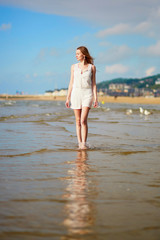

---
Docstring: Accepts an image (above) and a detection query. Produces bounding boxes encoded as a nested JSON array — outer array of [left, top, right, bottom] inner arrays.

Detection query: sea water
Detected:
[[0, 100, 160, 240]]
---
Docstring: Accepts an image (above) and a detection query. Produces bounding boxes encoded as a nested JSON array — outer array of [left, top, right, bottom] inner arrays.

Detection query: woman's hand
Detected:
[[65, 99, 70, 108], [93, 100, 98, 108]]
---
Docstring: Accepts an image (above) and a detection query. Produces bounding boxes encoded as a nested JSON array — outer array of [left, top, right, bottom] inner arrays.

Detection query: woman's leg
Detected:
[[81, 107, 90, 147], [74, 109, 82, 145]]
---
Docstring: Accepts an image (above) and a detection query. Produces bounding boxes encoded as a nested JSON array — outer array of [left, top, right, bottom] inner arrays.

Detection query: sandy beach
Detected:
[[0, 94, 160, 105]]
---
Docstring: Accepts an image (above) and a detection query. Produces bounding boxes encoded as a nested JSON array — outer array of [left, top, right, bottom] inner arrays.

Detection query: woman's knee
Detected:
[[81, 118, 87, 126], [76, 118, 81, 127]]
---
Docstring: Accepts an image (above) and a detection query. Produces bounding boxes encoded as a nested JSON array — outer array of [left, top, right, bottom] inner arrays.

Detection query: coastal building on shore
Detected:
[[97, 90, 104, 96], [99, 83, 159, 97], [109, 83, 131, 93], [107, 83, 133, 96], [45, 89, 68, 96], [155, 78, 160, 85]]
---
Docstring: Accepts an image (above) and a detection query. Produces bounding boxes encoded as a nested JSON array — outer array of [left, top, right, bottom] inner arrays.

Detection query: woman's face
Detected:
[[76, 49, 85, 61]]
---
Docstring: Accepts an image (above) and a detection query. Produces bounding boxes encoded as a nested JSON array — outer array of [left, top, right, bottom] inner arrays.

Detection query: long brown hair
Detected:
[[77, 46, 94, 64]]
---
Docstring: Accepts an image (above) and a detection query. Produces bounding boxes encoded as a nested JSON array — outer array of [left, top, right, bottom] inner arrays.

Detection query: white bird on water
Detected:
[[139, 107, 144, 114], [144, 109, 151, 115], [139, 107, 151, 115], [126, 109, 133, 115]]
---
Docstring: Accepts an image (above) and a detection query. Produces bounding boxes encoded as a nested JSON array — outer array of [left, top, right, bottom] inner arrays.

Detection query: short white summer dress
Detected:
[[70, 63, 93, 109]]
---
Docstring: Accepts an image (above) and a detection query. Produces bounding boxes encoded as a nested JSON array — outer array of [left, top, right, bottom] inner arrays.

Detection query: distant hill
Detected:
[[97, 74, 160, 90]]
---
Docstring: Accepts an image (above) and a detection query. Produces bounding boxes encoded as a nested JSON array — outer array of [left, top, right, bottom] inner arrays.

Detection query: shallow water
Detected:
[[0, 100, 160, 240]]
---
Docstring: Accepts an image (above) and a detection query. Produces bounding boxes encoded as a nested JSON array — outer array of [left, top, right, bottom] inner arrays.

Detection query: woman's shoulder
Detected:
[[91, 64, 96, 72], [71, 63, 78, 69], [71, 63, 77, 71]]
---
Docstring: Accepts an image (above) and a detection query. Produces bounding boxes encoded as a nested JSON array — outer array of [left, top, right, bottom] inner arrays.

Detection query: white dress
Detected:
[[70, 63, 93, 109]]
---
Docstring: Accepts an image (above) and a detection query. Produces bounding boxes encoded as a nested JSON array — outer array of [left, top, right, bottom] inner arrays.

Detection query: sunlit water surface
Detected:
[[0, 100, 160, 240]]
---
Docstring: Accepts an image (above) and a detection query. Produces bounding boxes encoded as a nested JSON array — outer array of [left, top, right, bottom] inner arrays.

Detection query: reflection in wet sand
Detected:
[[62, 150, 94, 236]]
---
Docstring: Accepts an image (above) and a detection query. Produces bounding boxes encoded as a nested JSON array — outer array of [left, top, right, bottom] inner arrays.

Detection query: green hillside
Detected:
[[97, 74, 160, 90]]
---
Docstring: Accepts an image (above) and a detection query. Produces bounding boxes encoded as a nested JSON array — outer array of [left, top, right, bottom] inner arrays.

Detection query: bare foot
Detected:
[[81, 142, 88, 150], [78, 142, 82, 150]]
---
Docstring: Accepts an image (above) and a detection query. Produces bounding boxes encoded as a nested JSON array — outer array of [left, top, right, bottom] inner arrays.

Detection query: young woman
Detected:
[[65, 46, 98, 149]]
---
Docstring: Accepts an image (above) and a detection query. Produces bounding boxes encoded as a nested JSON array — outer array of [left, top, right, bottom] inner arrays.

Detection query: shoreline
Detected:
[[0, 94, 160, 105]]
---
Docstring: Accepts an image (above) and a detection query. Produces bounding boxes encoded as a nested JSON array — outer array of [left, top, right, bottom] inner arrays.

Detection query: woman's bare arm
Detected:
[[65, 64, 74, 108], [92, 65, 98, 107]]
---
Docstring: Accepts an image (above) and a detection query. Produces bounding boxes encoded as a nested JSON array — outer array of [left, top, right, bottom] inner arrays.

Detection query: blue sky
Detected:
[[0, 0, 160, 94]]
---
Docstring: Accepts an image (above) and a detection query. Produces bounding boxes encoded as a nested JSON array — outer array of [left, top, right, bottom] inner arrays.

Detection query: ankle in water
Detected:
[[78, 142, 82, 148], [81, 142, 88, 149]]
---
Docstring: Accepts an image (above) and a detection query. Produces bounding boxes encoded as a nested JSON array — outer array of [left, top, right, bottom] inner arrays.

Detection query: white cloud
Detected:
[[1, 0, 160, 41], [97, 45, 133, 64], [156, 7, 160, 17], [0, 0, 160, 25], [147, 41, 160, 56], [105, 64, 128, 74], [145, 67, 156, 76], [97, 23, 130, 37], [33, 73, 38, 77], [0, 23, 11, 31], [134, 21, 151, 33], [140, 41, 160, 56], [96, 21, 155, 38]]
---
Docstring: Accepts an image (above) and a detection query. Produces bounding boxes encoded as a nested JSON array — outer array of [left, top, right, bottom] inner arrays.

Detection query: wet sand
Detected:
[[0, 94, 160, 105], [0, 100, 160, 239]]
